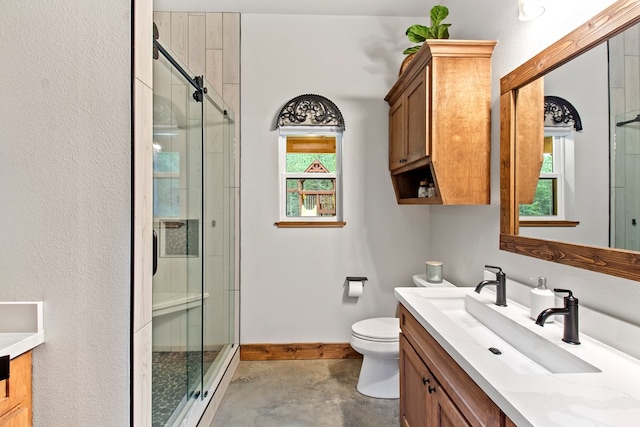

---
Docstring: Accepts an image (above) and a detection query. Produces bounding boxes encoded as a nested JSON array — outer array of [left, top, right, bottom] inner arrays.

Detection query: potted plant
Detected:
[[399, 5, 451, 74]]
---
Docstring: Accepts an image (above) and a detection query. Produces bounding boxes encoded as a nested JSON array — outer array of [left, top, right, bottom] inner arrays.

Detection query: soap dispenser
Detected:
[[530, 277, 555, 322]]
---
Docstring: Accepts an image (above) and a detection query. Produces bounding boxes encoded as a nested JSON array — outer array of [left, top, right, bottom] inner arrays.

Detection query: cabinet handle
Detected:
[[422, 377, 430, 385], [428, 385, 436, 394], [152, 230, 158, 276]]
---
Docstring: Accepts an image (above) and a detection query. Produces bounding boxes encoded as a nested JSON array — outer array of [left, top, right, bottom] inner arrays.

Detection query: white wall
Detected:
[[240, 1, 640, 344], [240, 14, 430, 343], [0, 1, 131, 425], [431, 0, 640, 327]]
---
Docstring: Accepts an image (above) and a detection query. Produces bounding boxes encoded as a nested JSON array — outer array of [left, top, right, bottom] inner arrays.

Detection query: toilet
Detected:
[[349, 275, 454, 399]]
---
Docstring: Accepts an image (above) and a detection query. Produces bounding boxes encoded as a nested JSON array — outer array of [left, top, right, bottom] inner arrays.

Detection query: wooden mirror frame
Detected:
[[500, 0, 640, 282]]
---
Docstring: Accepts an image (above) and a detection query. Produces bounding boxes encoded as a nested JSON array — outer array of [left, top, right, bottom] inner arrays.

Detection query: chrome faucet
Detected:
[[535, 288, 580, 345], [474, 265, 507, 307]]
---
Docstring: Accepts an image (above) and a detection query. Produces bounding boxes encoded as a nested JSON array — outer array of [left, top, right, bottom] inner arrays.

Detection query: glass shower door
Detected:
[[152, 46, 204, 427], [202, 83, 236, 392]]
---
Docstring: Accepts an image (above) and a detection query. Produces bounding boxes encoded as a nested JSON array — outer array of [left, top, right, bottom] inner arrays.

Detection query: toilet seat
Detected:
[[351, 317, 399, 342]]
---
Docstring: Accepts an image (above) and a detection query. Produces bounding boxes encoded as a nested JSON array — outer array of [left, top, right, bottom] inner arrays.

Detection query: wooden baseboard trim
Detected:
[[240, 343, 362, 361]]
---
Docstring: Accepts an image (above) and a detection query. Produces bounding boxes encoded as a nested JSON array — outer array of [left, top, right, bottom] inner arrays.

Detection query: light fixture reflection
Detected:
[[518, 0, 545, 21]]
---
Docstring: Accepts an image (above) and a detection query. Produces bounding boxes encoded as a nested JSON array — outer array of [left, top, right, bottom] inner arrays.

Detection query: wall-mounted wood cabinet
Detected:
[[385, 40, 496, 205]]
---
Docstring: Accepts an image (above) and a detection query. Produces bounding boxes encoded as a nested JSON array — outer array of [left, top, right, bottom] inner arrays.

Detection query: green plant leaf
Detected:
[[406, 25, 429, 43], [434, 23, 451, 39], [430, 5, 449, 27], [403, 46, 422, 55]]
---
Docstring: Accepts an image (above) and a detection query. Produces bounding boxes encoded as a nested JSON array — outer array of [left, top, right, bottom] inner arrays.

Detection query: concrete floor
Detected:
[[211, 359, 399, 426]]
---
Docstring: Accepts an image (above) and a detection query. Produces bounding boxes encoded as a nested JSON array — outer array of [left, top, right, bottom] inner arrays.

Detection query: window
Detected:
[[519, 127, 575, 222], [278, 127, 343, 223], [274, 94, 346, 228]]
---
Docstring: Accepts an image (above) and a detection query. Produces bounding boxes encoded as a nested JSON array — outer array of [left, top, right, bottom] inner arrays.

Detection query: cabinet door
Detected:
[[389, 96, 406, 170], [400, 335, 429, 427], [405, 68, 429, 165], [430, 383, 472, 427], [0, 406, 30, 427]]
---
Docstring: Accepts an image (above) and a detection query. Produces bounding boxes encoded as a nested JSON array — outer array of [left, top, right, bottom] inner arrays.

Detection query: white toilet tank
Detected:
[[412, 274, 456, 288]]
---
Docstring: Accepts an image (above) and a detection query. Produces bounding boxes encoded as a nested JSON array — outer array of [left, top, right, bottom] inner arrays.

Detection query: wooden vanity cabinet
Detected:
[[385, 40, 496, 205], [399, 304, 510, 427], [401, 335, 472, 426], [0, 351, 32, 427]]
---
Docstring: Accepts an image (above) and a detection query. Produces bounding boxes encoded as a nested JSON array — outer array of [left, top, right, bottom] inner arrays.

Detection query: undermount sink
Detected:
[[416, 289, 601, 374]]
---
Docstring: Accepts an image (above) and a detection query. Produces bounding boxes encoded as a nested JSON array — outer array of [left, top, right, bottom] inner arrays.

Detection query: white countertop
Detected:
[[0, 301, 45, 359], [395, 287, 640, 427]]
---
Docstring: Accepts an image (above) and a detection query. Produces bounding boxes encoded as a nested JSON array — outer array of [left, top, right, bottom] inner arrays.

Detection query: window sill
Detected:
[[274, 221, 347, 228], [519, 220, 580, 227]]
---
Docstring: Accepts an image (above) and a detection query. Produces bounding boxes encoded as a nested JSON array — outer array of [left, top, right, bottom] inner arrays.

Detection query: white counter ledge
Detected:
[[395, 287, 640, 427], [0, 301, 45, 359]]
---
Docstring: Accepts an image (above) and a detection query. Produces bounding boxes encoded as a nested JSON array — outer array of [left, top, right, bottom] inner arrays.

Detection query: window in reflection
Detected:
[[520, 129, 575, 221]]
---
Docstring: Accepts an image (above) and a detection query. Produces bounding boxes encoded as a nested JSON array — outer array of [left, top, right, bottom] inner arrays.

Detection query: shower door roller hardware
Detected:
[[193, 76, 208, 102], [193, 390, 201, 399], [211, 220, 216, 228], [203, 390, 208, 398], [633, 219, 637, 227]]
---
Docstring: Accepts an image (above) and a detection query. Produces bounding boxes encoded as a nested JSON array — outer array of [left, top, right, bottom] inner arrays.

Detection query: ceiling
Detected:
[[153, 0, 435, 17]]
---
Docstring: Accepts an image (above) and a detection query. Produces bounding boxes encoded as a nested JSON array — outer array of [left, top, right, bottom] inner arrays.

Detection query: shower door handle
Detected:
[[152, 230, 158, 276]]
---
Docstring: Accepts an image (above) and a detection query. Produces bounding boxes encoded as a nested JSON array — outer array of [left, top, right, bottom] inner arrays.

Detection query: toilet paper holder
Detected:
[[346, 276, 368, 285]]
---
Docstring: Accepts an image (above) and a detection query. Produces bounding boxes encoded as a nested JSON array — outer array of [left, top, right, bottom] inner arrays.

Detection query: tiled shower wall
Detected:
[[133, 0, 154, 425], [152, 12, 240, 150], [609, 23, 640, 250]]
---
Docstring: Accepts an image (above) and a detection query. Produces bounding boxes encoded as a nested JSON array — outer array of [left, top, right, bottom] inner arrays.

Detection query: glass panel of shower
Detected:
[[152, 41, 236, 427]]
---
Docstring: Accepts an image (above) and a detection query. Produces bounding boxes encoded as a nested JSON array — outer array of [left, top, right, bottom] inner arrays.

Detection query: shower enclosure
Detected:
[[152, 40, 237, 426]]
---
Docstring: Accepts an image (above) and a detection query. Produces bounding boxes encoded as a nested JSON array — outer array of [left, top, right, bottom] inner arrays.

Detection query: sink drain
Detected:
[[488, 347, 502, 355]]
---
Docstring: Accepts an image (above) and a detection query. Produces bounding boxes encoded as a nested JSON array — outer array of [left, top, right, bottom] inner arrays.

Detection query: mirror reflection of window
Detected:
[[279, 131, 342, 221], [519, 128, 575, 221]]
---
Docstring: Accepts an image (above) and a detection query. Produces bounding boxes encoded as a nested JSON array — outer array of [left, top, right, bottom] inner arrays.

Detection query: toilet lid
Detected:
[[351, 317, 400, 342]]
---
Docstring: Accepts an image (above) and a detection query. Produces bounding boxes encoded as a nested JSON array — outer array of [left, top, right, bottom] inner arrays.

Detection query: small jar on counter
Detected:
[[426, 261, 443, 283]]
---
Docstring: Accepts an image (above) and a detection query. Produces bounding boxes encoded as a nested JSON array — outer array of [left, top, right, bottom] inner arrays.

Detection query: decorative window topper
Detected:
[[544, 96, 583, 131], [276, 94, 345, 130]]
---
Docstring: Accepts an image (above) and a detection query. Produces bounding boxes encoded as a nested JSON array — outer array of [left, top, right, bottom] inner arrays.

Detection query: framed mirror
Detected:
[[500, 0, 640, 282]]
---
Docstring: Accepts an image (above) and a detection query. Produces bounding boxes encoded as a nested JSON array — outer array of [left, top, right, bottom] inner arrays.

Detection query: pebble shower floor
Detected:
[[152, 351, 219, 427]]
